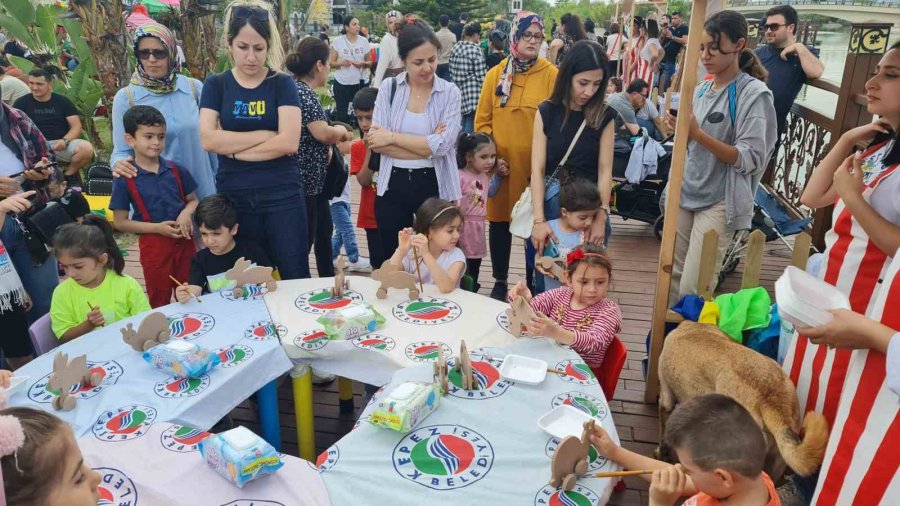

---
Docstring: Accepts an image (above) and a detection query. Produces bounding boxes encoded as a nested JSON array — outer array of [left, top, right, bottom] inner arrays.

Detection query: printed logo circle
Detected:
[[243, 320, 287, 341], [160, 425, 211, 453], [153, 375, 211, 398], [295, 288, 364, 314], [93, 405, 157, 442], [167, 312, 215, 340], [404, 341, 452, 362], [393, 424, 494, 490], [551, 359, 598, 385], [496, 311, 530, 337], [293, 329, 331, 351], [534, 484, 601, 505], [392, 297, 462, 325], [214, 344, 254, 368], [544, 437, 610, 472], [445, 354, 511, 399], [550, 392, 610, 422], [95, 467, 139, 505], [220, 282, 270, 301], [27, 360, 123, 404], [316, 445, 340, 472], [350, 334, 396, 351]]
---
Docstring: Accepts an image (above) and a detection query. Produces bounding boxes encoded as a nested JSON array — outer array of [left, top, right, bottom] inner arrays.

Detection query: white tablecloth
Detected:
[[266, 277, 522, 385], [316, 339, 620, 506], [8, 292, 292, 437], [79, 422, 331, 506]]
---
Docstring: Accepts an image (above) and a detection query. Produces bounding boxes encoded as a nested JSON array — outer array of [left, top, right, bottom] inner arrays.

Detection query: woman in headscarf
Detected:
[[475, 11, 558, 300], [110, 22, 218, 199]]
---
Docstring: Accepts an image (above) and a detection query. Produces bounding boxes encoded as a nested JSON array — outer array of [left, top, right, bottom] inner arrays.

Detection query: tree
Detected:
[[397, 0, 489, 26]]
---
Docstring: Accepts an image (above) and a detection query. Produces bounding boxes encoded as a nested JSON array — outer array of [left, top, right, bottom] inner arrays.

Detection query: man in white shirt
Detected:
[[435, 14, 456, 83], [373, 10, 403, 87], [0, 65, 29, 105]]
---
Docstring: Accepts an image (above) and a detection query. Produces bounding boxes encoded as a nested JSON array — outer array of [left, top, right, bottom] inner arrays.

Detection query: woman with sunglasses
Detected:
[[111, 22, 217, 200], [475, 11, 558, 300], [662, 10, 775, 305], [199, 0, 308, 279]]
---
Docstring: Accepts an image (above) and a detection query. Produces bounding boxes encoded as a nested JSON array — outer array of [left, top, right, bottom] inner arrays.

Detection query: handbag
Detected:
[[510, 119, 588, 239], [323, 143, 349, 199], [22, 201, 75, 246]]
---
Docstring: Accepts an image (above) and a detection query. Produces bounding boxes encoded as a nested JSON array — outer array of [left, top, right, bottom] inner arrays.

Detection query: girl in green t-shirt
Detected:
[[50, 216, 150, 343]]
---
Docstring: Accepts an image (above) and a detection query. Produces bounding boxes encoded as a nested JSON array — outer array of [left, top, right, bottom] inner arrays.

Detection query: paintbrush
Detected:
[[169, 275, 201, 303]]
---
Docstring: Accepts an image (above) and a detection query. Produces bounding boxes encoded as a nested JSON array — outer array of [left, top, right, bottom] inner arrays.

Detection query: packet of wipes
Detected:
[[370, 381, 440, 432], [316, 302, 385, 340], [198, 426, 283, 488], [142, 340, 221, 378]]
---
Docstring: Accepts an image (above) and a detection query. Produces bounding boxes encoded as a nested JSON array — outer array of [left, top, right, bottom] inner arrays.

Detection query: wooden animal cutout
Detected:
[[48, 352, 103, 411], [120, 312, 171, 352], [225, 257, 277, 297], [433, 352, 449, 394], [371, 262, 420, 299], [506, 296, 535, 337], [536, 256, 566, 282], [332, 255, 349, 297], [549, 419, 595, 491], [454, 340, 477, 390]]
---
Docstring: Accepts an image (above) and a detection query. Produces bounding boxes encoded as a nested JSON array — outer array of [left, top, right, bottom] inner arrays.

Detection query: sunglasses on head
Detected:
[[233, 5, 269, 22], [137, 49, 168, 60]]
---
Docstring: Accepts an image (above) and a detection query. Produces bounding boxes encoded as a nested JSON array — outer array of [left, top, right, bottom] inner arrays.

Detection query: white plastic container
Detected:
[[2, 375, 29, 397], [775, 266, 850, 328], [499, 355, 548, 385], [537, 405, 595, 440]]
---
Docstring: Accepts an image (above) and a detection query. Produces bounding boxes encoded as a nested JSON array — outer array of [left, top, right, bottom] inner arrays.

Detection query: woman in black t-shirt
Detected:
[[199, 0, 308, 279], [531, 41, 617, 251]]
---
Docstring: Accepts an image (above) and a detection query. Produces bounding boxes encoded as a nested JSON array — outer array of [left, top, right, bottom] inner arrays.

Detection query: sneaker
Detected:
[[489, 281, 507, 302], [311, 369, 336, 385], [347, 257, 372, 273]]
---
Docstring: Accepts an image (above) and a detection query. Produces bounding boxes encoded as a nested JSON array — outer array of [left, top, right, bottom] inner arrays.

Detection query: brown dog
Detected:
[[658, 321, 829, 479]]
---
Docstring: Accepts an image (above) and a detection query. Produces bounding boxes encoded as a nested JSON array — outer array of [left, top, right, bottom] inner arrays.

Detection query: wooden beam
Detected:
[[645, 0, 708, 403], [741, 230, 767, 290], [696, 229, 720, 301], [791, 232, 813, 271]]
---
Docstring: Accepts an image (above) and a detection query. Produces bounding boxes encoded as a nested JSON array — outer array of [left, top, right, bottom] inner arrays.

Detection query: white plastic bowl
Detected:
[[498, 354, 548, 385], [775, 266, 850, 328], [537, 405, 595, 440]]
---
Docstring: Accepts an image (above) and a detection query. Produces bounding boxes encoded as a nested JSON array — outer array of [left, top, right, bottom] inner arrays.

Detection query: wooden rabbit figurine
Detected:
[[506, 296, 535, 337], [225, 257, 277, 297], [332, 255, 349, 297], [536, 256, 566, 283], [48, 352, 102, 411], [549, 419, 595, 491], [371, 262, 420, 299], [120, 312, 171, 352], [433, 352, 449, 394], [455, 340, 477, 390]]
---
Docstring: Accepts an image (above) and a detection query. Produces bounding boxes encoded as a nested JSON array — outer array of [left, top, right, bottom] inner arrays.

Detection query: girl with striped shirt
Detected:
[[508, 243, 621, 367]]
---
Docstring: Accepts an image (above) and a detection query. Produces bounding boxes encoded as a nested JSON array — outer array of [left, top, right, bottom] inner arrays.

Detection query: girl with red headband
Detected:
[[508, 243, 621, 367]]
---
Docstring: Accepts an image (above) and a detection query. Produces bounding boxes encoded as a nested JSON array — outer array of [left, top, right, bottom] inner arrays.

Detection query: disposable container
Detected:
[[538, 405, 595, 440], [775, 266, 850, 328], [499, 354, 548, 385]]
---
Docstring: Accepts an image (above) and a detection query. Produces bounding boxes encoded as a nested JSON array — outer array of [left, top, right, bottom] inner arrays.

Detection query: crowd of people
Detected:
[[0, 1, 898, 504]]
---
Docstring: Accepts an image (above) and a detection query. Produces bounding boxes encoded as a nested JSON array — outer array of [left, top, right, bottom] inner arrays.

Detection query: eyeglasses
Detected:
[[137, 49, 168, 60], [521, 31, 544, 42], [764, 23, 785, 32], [233, 5, 269, 22]]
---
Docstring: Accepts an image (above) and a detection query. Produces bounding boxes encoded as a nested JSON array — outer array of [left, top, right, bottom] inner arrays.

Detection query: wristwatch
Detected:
[[600, 204, 611, 215], [63, 139, 70, 148]]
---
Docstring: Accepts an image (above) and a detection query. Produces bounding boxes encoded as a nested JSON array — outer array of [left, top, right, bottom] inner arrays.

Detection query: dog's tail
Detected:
[[760, 403, 830, 477]]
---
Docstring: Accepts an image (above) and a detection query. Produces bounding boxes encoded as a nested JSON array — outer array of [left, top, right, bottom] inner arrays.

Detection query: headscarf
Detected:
[[496, 11, 544, 107], [130, 22, 179, 95]]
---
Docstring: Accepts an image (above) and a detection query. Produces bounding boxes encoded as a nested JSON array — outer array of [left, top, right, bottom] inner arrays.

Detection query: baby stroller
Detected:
[[610, 141, 673, 239]]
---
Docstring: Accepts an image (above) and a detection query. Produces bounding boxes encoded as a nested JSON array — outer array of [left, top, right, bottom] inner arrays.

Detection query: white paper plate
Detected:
[[537, 405, 595, 440], [499, 354, 548, 385], [3, 375, 29, 397]]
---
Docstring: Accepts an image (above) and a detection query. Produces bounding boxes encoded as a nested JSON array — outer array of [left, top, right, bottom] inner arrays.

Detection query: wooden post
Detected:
[[791, 232, 812, 271], [741, 230, 767, 290], [645, 0, 708, 403], [696, 230, 720, 302]]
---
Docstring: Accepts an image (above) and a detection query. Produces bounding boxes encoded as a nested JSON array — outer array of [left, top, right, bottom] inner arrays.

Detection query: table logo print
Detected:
[[534, 484, 600, 505], [552, 359, 598, 385], [295, 288, 364, 314], [316, 445, 340, 472], [496, 311, 529, 336], [404, 341, 452, 362], [393, 424, 494, 490], [154, 375, 211, 398], [243, 320, 287, 341], [293, 329, 331, 351], [27, 360, 123, 404], [545, 437, 609, 472], [220, 501, 286, 506], [392, 297, 462, 325], [95, 467, 139, 505], [351, 334, 396, 351], [550, 392, 610, 421], [161, 425, 211, 453], [220, 282, 269, 301], [168, 312, 215, 340], [93, 405, 157, 442], [446, 355, 511, 399], [214, 344, 254, 368]]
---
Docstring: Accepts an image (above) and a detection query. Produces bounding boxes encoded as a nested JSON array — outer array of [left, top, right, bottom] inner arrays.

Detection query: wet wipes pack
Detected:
[[198, 426, 283, 488], [316, 302, 385, 340], [370, 381, 441, 432], [142, 340, 220, 378]]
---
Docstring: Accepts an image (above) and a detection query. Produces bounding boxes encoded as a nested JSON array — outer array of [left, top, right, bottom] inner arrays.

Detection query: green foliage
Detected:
[[396, 0, 490, 26]]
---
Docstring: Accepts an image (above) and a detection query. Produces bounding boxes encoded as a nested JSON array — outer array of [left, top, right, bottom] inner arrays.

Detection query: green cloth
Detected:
[[50, 271, 151, 339], [713, 287, 772, 343]]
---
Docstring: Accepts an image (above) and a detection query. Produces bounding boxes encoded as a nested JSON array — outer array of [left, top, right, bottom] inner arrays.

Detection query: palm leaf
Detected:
[[0, 14, 33, 48], [0, 0, 35, 28], [7, 54, 33, 73]]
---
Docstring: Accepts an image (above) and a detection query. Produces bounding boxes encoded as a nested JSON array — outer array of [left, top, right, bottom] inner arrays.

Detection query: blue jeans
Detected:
[[461, 112, 475, 134], [330, 201, 359, 263], [636, 117, 663, 141], [223, 185, 310, 280], [0, 217, 59, 324], [660, 62, 677, 92]]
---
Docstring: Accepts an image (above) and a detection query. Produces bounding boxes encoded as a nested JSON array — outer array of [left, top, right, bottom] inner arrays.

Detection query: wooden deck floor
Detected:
[[121, 196, 791, 506]]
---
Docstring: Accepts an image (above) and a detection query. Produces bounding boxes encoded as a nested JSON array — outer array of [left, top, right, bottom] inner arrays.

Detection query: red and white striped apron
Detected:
[[811, 249, 900, 506], [784, 141, 899, 426], [625, 36, 646, 86]]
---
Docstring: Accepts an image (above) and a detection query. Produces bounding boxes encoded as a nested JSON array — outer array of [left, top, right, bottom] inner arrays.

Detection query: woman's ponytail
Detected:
[[739, 48, 768, 81]]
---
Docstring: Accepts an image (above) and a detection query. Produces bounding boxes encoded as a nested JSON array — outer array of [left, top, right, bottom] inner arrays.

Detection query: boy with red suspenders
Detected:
[[110, 105, 198, 307]]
